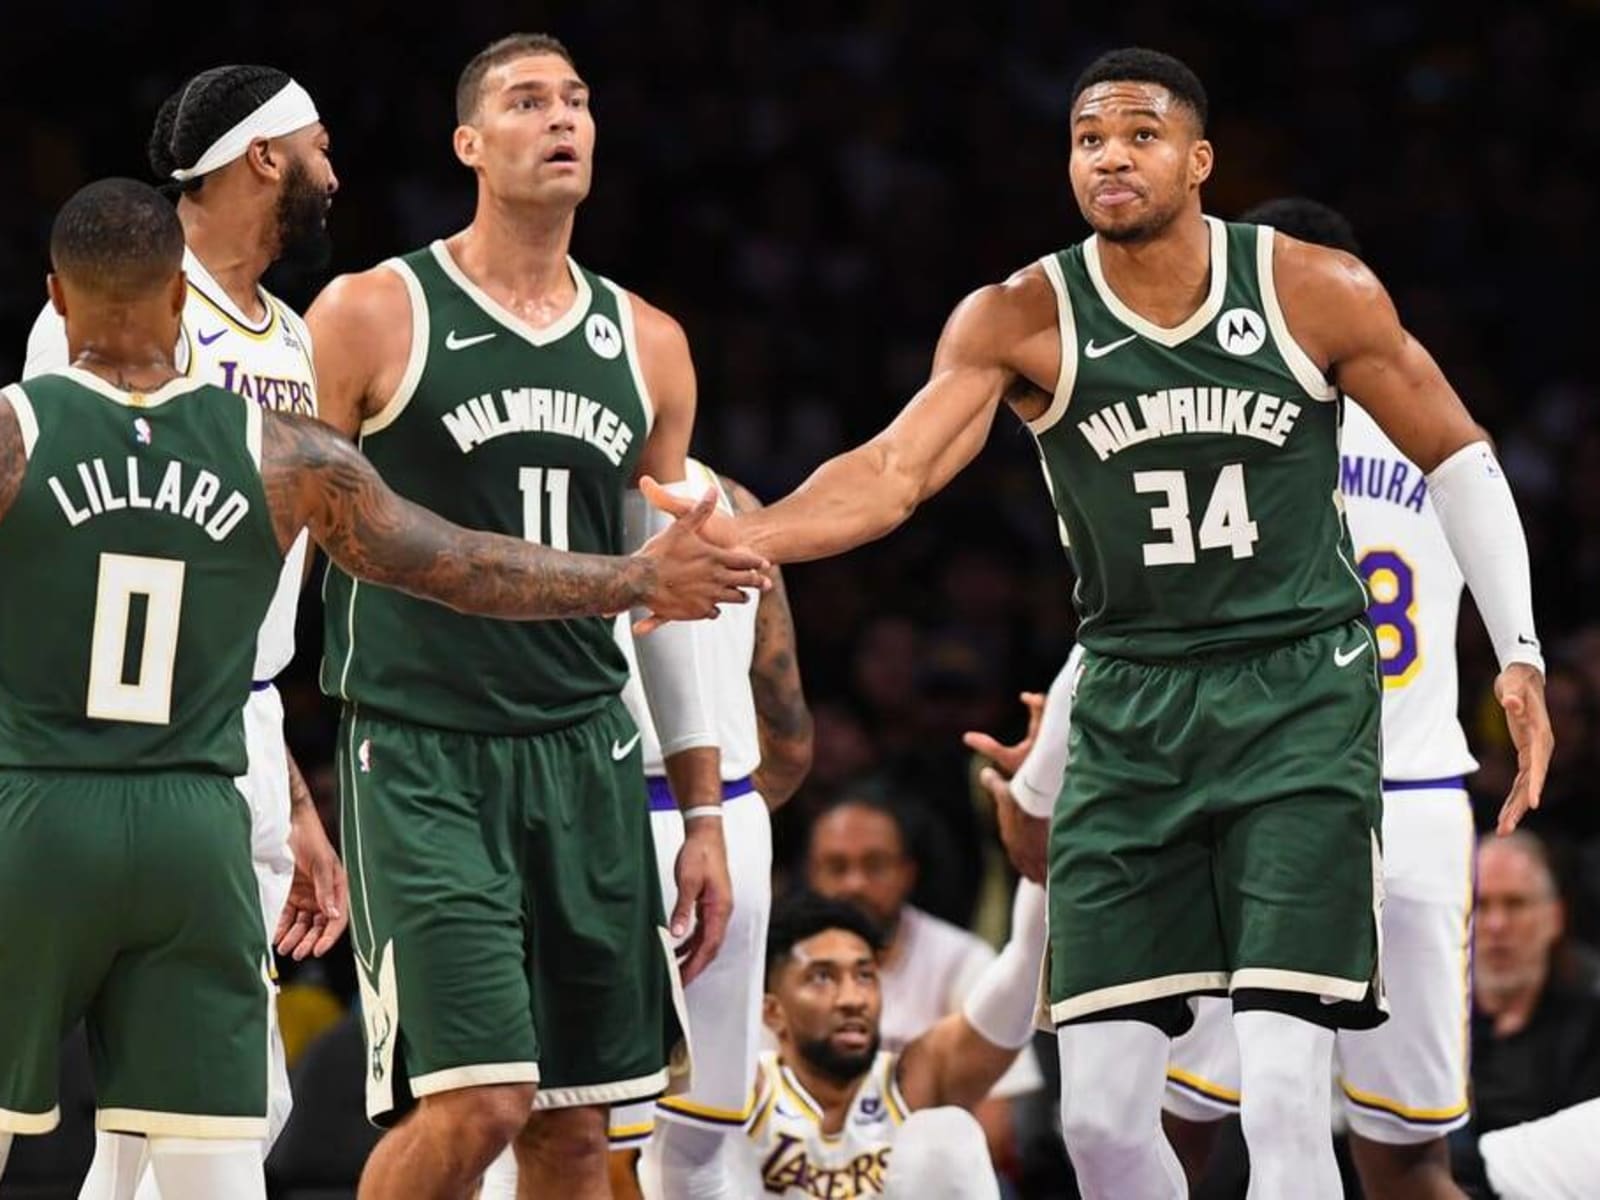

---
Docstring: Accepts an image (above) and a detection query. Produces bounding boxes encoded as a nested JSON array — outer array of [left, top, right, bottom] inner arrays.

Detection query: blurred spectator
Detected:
[[805, 795, 1045, 1186], [1453, 832, 1600, 1184]]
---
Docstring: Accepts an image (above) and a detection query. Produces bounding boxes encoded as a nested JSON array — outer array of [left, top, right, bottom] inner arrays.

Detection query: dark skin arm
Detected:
[[720, 475, 812, 808], [259, 411, 761, 622], [0, 394, 24, 526], [1277, 235, 1551, 832]]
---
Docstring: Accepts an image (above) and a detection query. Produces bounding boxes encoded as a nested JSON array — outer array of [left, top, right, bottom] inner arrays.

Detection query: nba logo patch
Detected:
[[133, 418, 153, 446], [358, 738, 372, 773]]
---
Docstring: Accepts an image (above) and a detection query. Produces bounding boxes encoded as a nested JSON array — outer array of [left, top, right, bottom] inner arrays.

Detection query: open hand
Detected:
[[962, 691, 1047, 777], [979, 766, 1049, 884], [1495, 663, 1554, 834], [276, 804, 349, 960], [670, 820, 734, 985], [634, 486, 770, 634]]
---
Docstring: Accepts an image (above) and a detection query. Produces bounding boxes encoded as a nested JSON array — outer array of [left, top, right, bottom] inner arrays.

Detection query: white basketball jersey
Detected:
[[616, 457, 761, 779], [743, 1050, 909, 1198], [1339, 402, 1476, 779], [25, 249, 318, 682]]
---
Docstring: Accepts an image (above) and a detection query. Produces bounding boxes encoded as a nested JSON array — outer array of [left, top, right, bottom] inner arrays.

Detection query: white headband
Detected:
[[170, 79, 320, 182]]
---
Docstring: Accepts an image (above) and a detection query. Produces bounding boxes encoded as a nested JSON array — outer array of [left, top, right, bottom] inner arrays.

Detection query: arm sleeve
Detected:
[[23, 303, 68, 379], [1011, 644, 1085, 819], [959, 880, 1049, 1050], [623, 483, 716, 757], [1426, 441, 1544, 673]]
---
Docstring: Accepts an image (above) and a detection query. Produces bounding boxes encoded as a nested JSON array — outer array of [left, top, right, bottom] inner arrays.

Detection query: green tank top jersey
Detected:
[[1031, 218, 1368, 660], [0, 370, 280, 773], [322, 244, 652, 734]]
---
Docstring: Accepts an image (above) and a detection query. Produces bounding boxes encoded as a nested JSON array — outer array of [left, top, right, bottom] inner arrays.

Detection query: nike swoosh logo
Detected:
[[196, 328, 226, 346], [445, 330, 497, 351], [1334, 643, 1370, 668], [1084, 334, 1137, 359], [611, 733, 642, 761]]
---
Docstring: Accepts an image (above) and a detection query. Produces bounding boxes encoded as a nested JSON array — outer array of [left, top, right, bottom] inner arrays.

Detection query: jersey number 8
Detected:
[[1357, 548, 1420, 687]]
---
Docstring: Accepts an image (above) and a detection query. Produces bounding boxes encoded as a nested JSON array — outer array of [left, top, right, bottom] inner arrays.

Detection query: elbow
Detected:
[[757, 726, 814, 806]]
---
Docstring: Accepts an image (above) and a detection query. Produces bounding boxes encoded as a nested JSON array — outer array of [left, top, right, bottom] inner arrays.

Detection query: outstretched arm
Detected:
[[261, 411, 762, 622], [723, 476, 813, 807], [895, 881, 1049, 1112], [655, 274, 1056, 564]]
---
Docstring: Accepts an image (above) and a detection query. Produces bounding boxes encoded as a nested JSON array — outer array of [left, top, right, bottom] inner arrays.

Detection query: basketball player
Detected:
[[25, 65, 344, 1197], [1156, 198, 1477, 1199], [744, 887, 1046, 1199], [304, 34, 739, 1199], [482, 458, 813, 1200], [642, 46, 1551, 1199], [0, 179, 761, 1200]]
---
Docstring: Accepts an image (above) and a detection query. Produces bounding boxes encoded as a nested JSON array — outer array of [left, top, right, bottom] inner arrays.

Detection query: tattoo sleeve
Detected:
[[261, 412, 654, 620], [286, 744, 316, 815], [0, 394, 28, 526], [724, 476, 813, 805]]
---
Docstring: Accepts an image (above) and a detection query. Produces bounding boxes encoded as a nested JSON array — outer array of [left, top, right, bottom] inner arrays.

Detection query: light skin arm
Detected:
[[259, 411, 759, 621], [1278, 236, 1551, 829], [302, 267, 413, 440], [630, 295, 730, 982], [721, 476, 813, 808], [644, 269, 1059, 563]]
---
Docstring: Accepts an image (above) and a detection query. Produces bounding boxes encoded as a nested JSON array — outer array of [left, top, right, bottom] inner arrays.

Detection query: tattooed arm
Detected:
[[0, 391, 28, 526], [722, 475, 813, 808], [260, 411, 765, 622]]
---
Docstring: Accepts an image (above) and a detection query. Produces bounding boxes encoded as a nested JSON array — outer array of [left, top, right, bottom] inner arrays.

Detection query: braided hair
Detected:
[[147, 65, 293, 191]]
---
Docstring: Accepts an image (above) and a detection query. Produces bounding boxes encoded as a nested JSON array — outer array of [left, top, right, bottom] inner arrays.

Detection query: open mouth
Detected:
[[545, 146, 579, 163]]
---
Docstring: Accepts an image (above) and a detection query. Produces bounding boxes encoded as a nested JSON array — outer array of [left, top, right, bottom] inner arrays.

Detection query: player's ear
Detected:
[[170, 271, 189, 317], [46, 273, 66, 317], [245, 137, 281, 183], [1190, 137, 1214, 189], [453, 124, 482, 170], [762, 992, 784, 1036]]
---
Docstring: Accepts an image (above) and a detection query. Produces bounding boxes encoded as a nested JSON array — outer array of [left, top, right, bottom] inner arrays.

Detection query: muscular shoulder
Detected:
[[937, 264, 1060, 399], [307, 264, 412, 340], [620, 289, 695, 422], [1272, 233, 1394, 370], [0, 389, 28, 523]]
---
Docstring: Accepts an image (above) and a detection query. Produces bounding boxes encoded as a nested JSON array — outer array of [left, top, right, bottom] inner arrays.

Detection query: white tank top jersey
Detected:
[[616, 457, 761, 780], [1339, 401, 1476, 781], [25, 248, 319, 682], [743, 1050, 910, 1198]]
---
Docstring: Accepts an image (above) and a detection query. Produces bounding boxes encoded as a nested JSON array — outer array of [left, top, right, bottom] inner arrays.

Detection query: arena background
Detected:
[[2, 3, 1598, 1196]]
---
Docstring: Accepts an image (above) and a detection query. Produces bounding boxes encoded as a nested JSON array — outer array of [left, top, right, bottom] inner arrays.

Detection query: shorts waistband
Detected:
[[1382, 776, 1467, 793], [647, 776, 755, 812]]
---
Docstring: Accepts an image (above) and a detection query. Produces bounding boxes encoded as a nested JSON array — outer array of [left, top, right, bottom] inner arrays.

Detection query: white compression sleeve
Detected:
[[1427, 441, 1544, 673], [1011, 645, 1084, 819], [659, 1122, 739, 1200], [23, 301, 68, 380], [624, 485, 716, 757], [1057, 1022, 1186, 1199], [1234, 1011, 1339, 1200], [77, 1131, 150, 1200], [479, 1145, 517, 1200], [0, 1131, 12, 1180], [146, 1137, 264, 1200], [961, 880, 1048, 1049]]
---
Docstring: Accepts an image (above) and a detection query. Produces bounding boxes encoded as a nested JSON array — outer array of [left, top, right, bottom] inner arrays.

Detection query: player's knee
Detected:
[[428, 1082, 537, 1156], [516, 1106, 610, 1172], [1059, 1093, 1146, 1163]]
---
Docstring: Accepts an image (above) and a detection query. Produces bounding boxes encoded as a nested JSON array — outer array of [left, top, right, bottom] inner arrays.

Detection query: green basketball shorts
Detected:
[[0, 770, 269, 1139], [339, 697, 687, 1125], [1048, 618, 1386, 1030]]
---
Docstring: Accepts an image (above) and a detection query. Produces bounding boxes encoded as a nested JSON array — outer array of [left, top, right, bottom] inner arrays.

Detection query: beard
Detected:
[[275, 158, 333, 270], [794, 1029, 881, 1086], [1088, 193, 1185, 245]]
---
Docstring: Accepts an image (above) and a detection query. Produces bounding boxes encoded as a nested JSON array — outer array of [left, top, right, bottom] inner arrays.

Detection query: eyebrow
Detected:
[[1074, 106, 1166, 124], [504, 78, 588, 96]]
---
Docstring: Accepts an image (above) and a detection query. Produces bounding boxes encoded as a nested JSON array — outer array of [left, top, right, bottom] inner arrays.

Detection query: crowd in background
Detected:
[[4, 3, 1599, 1196]]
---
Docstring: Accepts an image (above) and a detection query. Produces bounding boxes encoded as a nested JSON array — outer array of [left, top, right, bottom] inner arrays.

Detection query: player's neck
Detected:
[[69, 338, 180, 392], [1094, 207, 1212, 328], [784, 1054, 863, 1135], [177, 197, 273, 323], [452, 197, 578, 316]]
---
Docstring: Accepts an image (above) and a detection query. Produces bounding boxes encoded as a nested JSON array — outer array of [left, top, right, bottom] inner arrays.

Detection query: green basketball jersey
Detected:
[[1032, 218, 1367, 660], [0, 370, 280, 773], [322, 244, 652, 734]]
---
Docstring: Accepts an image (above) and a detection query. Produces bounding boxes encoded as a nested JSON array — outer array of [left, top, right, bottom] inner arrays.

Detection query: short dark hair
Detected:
[[457, 33, 577, 125], [51, 178, 185, 296], [1071, 47, 1208, 132], [1240, 197, 1362, 256], [766, 892, 886, 988], [149, 65, 295, 191]]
